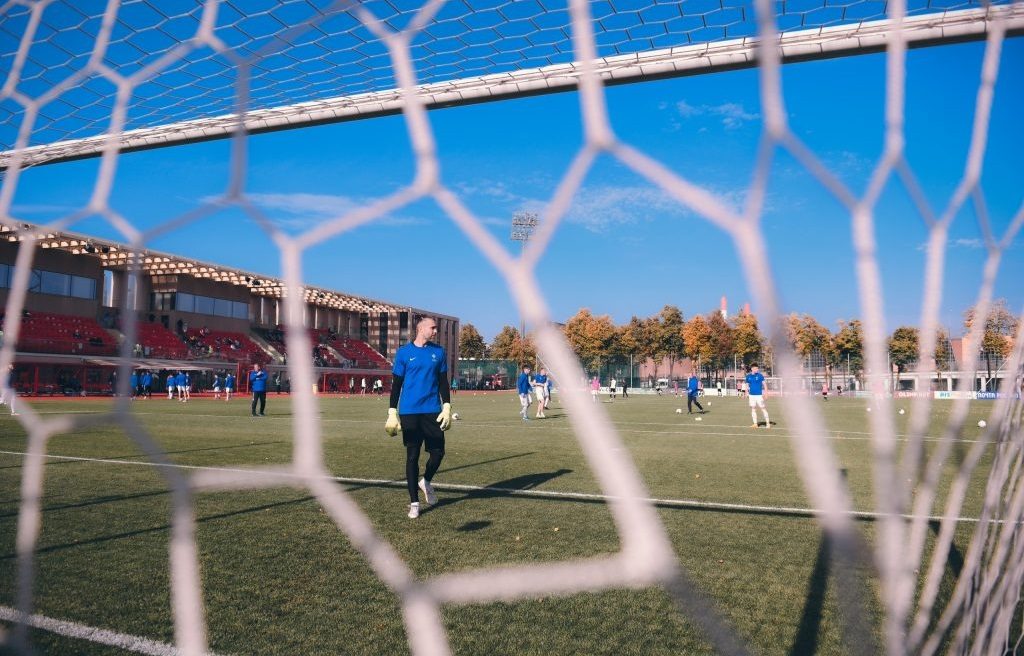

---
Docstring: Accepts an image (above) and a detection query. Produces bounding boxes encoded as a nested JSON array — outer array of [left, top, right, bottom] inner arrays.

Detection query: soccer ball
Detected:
[[899, 409, 905, 415], [675, 409, 682, 414], [978, 420, 987, 428], [695, 417, 702, 422], [452, 413, 460, 420], [867, 407, 872, 413]]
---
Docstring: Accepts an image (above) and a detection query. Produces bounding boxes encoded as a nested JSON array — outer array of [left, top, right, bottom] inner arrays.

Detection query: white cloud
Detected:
[[674, 100, 760, 129], [916, 237, 987, 251]]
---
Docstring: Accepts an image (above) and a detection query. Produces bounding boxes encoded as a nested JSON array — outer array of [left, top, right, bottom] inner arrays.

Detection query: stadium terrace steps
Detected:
[[184, 328, 270, 364], [13, 311, 117, 356], [135, 322, 189, 359]]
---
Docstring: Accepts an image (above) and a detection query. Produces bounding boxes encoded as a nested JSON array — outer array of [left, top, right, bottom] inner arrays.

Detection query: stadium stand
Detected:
[[12, 311, 117, 356], [136, 322, 189, 359], [185, 328, 271, 364], [335, 338, 389, 369]]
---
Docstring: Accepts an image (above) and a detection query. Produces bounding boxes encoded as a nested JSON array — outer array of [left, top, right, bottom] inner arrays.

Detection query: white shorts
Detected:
[[748, 394, 766, 408], [213, 385, 222, 392]]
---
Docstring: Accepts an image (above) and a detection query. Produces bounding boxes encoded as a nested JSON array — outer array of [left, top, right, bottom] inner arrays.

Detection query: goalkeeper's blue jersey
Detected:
[[746, 372, 765, 395], [393, 342, 447, 415]]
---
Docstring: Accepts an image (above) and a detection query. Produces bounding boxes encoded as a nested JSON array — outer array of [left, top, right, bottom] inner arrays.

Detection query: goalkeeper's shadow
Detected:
[[423, 468, 574, 514]]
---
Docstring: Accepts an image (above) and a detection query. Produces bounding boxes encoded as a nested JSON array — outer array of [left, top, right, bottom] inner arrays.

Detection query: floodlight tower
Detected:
[[509, 210, 539, 340]]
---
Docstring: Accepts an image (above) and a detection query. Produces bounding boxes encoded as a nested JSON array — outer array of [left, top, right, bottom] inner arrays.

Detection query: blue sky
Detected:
[[9, 38, 1023, 341]]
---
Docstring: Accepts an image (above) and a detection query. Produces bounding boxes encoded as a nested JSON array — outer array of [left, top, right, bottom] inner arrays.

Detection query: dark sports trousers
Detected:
[[401, 412, 445, 502], [251, 391, 266, 415], [687, 394, 703, 413]]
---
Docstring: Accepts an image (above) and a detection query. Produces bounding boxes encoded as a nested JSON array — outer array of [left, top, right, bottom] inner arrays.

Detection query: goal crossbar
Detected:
[[2, 4, 1020, 171]]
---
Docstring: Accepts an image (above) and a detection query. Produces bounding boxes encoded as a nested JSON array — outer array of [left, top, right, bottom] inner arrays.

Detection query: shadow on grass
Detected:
[[0, 495, 317, 561], [0, 441, 289, 471], [0, 489, 171, 519], [438, 452, 537, 476], [789, 534, 830, 655], [929, 520, 964, 579], [424, 469, 573, 516]]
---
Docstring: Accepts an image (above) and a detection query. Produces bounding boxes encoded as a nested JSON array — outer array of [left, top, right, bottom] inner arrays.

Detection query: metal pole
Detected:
[[509, 211, 538, 346]]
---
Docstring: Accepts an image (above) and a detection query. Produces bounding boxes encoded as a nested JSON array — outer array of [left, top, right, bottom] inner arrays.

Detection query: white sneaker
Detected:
[[419, 478, 437, 505], [408, 502, 420, 519]]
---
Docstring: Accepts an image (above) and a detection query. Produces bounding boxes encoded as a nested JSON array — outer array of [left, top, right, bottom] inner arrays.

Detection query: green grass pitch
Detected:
[[0, 392, 999, 655]]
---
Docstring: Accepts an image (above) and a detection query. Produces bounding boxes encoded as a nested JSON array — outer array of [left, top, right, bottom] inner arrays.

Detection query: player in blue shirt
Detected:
[[249, 363, 268, 416], [175, 371, 187, 402], [142, 371, 153, 399], [166, 372, 175, 399], [212, 374, 222, 400], [745, 364, 771, 428], [532, 367, 549, 418], [686, 372, 705, 414], [224, 373, 235, 401], [130, 371, 139, 399], [385, 316, 452, 519], [516, 365, 533, 421]]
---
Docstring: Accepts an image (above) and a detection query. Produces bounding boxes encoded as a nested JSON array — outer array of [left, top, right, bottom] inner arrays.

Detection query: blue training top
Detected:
[[392, 342, 447, 415], [225, 374, 235, 389], [533, 373, 547, 388], [516, 372, 532, 395], [687, 376, 699, 396], [746, 372, 765, 396], [250, 369, 268, 393]]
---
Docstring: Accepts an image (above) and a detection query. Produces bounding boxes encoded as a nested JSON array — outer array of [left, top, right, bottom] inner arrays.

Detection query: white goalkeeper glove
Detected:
[[436, 402, 452, 431], [384, 408, 400, 437]]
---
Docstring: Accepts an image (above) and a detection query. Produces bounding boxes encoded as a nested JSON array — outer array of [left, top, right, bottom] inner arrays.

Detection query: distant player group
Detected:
[[517, 365, 552, 420]]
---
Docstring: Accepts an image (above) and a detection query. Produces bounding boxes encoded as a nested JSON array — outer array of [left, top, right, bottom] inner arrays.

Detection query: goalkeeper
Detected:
[[384, 316, 453, 519]]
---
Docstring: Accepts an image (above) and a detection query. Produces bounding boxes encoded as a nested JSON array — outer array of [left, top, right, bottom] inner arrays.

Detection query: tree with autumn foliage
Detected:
[[682, 315, 715, 377], [563, 309, 617, 373], [964, 298, 1019, 388], [490, 325, 537, 365]]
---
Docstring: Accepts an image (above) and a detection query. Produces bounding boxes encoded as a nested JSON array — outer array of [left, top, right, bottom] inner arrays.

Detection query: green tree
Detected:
[[641, 315, 662, 381], [731, 313, 763, 369], [833, 319, 864, 382], [888, 326, 920, 388], [458, 323, 487, 359], [656, 305, 686, 380], [705, 311, 735, 382], [934, 327, 954, 373]]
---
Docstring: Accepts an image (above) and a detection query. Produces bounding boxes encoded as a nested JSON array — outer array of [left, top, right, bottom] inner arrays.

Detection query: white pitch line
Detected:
[[0, 605, 226, 655], [0, 449, 1008, 525], [14, 411, 987, 444]]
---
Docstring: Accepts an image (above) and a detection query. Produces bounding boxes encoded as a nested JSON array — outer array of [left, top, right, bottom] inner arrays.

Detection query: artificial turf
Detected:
[[0, 391, 1001, 655]]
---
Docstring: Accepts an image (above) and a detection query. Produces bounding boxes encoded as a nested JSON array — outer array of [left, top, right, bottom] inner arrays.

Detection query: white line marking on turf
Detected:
[[21, 411, 986, 444], [0, 450, 1008, 525], [0, 605, 226, 655]]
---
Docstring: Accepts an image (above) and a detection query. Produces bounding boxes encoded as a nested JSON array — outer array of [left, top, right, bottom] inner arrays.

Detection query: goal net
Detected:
[[1, 1, 1022, 655]]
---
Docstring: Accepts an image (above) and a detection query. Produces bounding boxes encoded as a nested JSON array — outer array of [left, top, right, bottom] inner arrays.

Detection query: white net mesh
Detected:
[[1, 0, 1023, 655]]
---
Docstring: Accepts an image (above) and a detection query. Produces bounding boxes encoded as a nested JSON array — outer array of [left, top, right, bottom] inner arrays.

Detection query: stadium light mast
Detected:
[[510, 211, 539, 340]]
